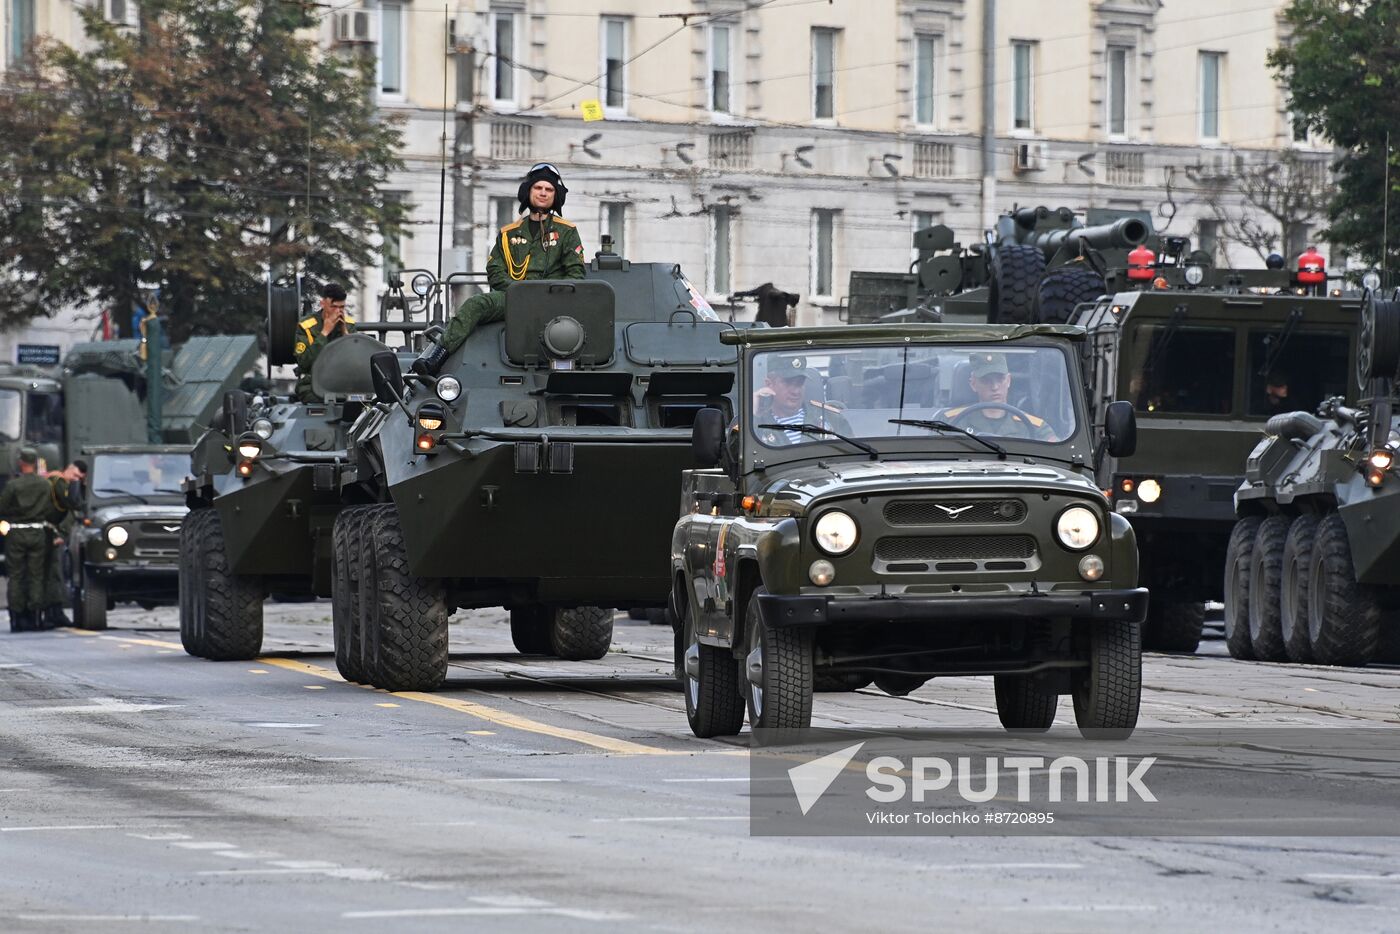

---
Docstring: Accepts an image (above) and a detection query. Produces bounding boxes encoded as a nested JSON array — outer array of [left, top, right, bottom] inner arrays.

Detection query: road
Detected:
[[2, 604, 1399, 933]]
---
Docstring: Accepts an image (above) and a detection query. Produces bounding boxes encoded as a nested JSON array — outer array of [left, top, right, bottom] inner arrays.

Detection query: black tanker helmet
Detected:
[[517, 162, 568, 216]]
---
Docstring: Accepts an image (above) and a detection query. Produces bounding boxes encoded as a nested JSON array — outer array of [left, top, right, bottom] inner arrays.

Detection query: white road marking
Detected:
[[172, 841, 237, 850], [662, 777, 748, 783], [448, 777, 562, 784], [127, 833, 190, 841], [0, 662, 33, 668], [243, 722, 320, 728], [341, 907, 629, 921], [915, 862, 1085, 871], [211, 850, 283, 860], [997, 905, 1160, 912], [590, 816, 747, 823], [196, 867, 388, 881], [14, 915, 200, 923], [1304, 873, 1400, 881], [1, 824, 119, 833], [313, 756, 376, 761], [23, 697, 182, 714]]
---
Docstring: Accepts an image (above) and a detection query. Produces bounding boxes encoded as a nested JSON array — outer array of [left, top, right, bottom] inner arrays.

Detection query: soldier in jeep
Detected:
[[944, 352, 1058, 441], [752, 355, 852, 446]]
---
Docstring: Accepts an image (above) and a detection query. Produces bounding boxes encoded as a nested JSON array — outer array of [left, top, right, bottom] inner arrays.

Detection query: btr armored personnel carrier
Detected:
[[673, 324, 1146, 737], [1229, 290, 1400, 666], [180, 289, 422, 662], [1077, 251, 1359, 652], [330, 255, 748, 691]]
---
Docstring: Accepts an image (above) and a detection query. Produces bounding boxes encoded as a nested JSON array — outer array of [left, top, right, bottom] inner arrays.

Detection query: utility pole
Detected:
[[980, 0, 997, 232], [451, 27, 476, 308]]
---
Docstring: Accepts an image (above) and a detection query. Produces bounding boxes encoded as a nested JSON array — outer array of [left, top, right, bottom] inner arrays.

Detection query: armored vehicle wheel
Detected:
[[178, 509, 213, 656], [1142, 600, 1204, 653], [873, 674, 927, 696], [1247, 516, 1291, 662], [331, 507, 367, 682], [741, 590, 813, 732], [358, 504, 449, 691], [681, 603, 745, 738], [1034, 263, 1105, 325], [994, 674, 1057, 731], [1223, 516, 1263, 660], [988, 244, 1046, 324], [549, 607, 613, 661], [815, 672, 874, 692], [1280, 515, 1319, 663], [78, 567, 108, 631], [509, 606, 553, 656], [186, 509, 264, 661], [1307, 513, 1381, 667], [1071, 620, 1141, 738]]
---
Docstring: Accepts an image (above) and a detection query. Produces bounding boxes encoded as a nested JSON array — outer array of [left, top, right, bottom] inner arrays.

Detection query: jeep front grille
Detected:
[[883, 499, 1026, 525], [873, 534, 1039, 574]]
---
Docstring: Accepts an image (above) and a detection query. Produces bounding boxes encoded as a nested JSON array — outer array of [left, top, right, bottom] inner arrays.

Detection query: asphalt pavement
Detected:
[[2, 603, 1399, 933]]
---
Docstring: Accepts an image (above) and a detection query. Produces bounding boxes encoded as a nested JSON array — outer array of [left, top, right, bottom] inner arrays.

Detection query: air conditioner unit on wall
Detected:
[[334, 10, 376, 45], [1013, 142, 1046, 173]]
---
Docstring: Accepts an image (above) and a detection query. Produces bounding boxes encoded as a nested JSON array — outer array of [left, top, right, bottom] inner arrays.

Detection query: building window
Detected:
[[811, 209, 838, 297], [1107, 45, 1130, 136], [1200, 51, 1223, 140], [381, 191, 407, 281], [812, 28, 836, 120], [491, 196, 516, 231], [1012, 41, 1035, 131], [492, 11, 518, 105], [1197, 219, 1220, 261], [709, 24, 732, 114], [710, 207, 732, 295], [601, 202, 628, 257], [379, 1, 404, 97], [8, 0, 35, 66], [914, 34, 939, 126], [602, 17, 627, 110]]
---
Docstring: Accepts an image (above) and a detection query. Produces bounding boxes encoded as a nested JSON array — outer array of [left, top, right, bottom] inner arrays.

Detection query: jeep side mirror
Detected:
[[1105, 400, 1137, 458], [692, 407, 725, 468], [370, 351, 405, 404]]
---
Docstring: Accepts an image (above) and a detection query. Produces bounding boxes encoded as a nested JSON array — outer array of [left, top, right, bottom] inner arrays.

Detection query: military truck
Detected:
[[179, 284, 425, 662], [64, 445, 189, 629], [329, 255, 749, 692], [672, 324, 1146, 737], [1228, 290, 1400, 666], [844, 205, 1150, 326], [1077, 257, 1360, 653]]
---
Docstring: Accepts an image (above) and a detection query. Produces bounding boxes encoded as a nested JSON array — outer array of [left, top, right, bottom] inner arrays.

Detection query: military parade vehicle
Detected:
[[843, 205, 1150, 326], [1077, 247, 1359, 652], [672, 323, 1146, 737], [179, 283, 423, 662], [329, 253, 748, 692], [1228, 290, 1400, 666], [64, 445, 189, 629]]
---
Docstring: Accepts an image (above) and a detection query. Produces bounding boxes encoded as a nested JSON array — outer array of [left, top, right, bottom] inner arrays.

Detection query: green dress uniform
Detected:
[[41, 475, 75, 620], [942, 405, 1058, 441], [440, 215, 586, 353], [293, 312, 356, 403], [1, 469, 56, 626]]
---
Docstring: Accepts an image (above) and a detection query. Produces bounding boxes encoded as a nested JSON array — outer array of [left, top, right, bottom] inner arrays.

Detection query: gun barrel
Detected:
[[1029, 217, 1150, 255]]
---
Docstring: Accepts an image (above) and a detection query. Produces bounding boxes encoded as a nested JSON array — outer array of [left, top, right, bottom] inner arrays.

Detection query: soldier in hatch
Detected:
[[753, 356, 853, 446], [293, 282, 355, 403], [944, 352, 1058, 441]]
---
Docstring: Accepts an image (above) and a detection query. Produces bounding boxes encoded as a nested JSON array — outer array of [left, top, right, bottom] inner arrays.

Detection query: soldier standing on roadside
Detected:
[[293, 283, 355, 403], [1, 449, 59, 632], [40, 458, 87, 628]]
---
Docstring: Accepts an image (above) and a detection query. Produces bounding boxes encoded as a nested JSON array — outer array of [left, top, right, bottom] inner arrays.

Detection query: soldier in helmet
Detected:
[[945, 353, 1057, 441], [1, 449, 60, 631], [414, 163, 586, 374], [753, 355, 853, 446], [293, 282, 356, 403]]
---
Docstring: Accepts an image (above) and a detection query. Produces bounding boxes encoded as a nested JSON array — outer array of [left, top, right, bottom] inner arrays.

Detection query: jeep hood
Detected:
[[756, 459, 1102, 508]]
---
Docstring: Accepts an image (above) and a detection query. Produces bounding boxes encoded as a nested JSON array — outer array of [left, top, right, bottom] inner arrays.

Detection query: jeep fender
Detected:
[[1108, 511, 1140, 588]]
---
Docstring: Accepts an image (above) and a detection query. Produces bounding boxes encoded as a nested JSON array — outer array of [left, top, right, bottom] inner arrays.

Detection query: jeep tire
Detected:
[[682, 602, 745, 738], [1072, 620, 1141, 738], [742, 589, 814, 733], [359, 504, 449, 691], [78, 566, 108, 632], [994, 674, 1057, 731]]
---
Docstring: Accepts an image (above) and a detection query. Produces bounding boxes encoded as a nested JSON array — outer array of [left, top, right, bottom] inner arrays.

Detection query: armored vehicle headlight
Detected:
[[1137, 478, 1162, 504], [411, 272, 435, 297], [0, 520, 9, 536], [1184, 263, 1206, 286], [236, 435, 263, 460], [813, 510, 859, 555], [251, 418, 274, 440], [417, 414, 444, 431], [1363, 270, 1382, 292], [435, 375, 462, 403], [1055, 506, 1099, 551], [106, 524, 129, 547]]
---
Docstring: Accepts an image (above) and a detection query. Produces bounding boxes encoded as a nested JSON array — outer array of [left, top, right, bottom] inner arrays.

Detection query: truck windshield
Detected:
[[1245, 329, 1351, 417], [750, 343, 1077, 449], [1123, 324, 1234, 415], [90, 453, 188, 498], [0, 390, 19, 442], [25, 391, 64, 444]]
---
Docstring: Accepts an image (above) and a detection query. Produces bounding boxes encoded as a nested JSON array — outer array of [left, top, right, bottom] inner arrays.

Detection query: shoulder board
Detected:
[[945, 406, 967, 417], [1025, 413, 1045, 427], [809, 400, 844, 413], [501, 220, 523, 233], [550, 216, 576, 228], [299, 317, 318, 328]]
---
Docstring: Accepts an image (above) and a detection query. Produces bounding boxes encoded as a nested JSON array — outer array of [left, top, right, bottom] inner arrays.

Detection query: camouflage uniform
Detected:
[[293, 312, 356, 403], [1, 458, 55, 629], [440, 216, 586, 353], [947, 352, 1057, 441]]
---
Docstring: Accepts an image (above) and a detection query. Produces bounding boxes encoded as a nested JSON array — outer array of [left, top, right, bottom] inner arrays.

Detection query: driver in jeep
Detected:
[[945, 352, 1058, 441]]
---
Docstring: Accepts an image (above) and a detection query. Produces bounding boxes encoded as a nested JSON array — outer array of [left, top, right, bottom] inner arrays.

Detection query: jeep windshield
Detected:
[[90, 453, 188, 500], [750, 343, 1079, 451]]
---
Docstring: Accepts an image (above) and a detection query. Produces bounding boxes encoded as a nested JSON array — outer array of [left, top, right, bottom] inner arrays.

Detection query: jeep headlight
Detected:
[[1055, 506, 1099, 551], [435, 375, 462, 403], [813, 510, 858, 555], [106, 524, 129, 547]]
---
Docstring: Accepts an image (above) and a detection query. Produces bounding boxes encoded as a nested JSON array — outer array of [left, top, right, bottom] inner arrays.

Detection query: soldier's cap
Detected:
[[771, 355, 811, 380], [17, 447, 38, 465], [969, 352, 1010, 378]]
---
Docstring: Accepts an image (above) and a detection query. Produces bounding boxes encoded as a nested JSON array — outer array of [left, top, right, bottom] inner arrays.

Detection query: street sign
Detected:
[[15, 344, 60, 366], [580, 99, 604, 122]]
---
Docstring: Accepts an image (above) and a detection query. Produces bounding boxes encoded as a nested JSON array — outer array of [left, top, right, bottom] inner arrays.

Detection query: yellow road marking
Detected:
[[467, 730, 496, 736], [248, 669, 268, 675], [375, 702, 400, 708], [64, 629, 100, 637], [304, 685, 326, 691], [100, 635, 183, 650]]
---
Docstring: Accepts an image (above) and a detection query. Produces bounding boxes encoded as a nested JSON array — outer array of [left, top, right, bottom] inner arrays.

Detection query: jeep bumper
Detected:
[[756, 588, 1149, 628]]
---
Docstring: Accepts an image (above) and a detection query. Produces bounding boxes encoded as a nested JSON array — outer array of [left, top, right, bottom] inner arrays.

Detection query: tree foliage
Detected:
[[1271, 0, 1400, 275], [0, 1, 406, 341]]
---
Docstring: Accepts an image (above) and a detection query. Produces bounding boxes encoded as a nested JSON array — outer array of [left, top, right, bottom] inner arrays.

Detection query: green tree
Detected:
[[1270, 0, 1400, 277], [0, 1, 406, 342]]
